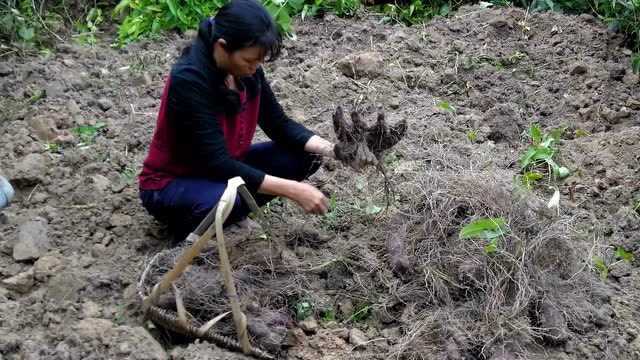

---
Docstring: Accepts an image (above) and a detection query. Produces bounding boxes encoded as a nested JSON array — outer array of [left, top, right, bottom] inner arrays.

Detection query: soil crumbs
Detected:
[[1, 4, 639, 360]]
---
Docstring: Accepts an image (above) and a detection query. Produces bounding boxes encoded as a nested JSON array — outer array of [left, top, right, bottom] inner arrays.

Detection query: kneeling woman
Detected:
[[138, 0, 343, 244]]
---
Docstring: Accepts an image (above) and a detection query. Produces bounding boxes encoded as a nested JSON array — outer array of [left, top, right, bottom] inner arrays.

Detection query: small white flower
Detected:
[[547, 188, 560, 211]]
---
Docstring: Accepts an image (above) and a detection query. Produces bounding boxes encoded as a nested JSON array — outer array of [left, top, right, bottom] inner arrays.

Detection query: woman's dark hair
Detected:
[[178, 0, 281, 117], [211, 0, 282, 62]]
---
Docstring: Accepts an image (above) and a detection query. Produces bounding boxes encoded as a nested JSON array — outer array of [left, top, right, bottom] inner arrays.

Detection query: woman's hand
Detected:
[[304, 134, 377, 170], [258, 175, 329, 215], [288, 182, 329, 214]]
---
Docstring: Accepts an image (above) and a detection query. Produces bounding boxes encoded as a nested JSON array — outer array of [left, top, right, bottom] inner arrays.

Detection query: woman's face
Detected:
[[216, 40, 265, 77], [229, 46, 265, 77]]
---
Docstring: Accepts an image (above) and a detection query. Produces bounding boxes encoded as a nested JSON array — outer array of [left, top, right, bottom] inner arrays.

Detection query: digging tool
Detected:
[[142, 176, 263, 355]]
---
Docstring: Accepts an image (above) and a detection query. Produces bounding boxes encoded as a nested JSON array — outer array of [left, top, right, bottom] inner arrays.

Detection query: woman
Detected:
[[138, 0, 358, 244]]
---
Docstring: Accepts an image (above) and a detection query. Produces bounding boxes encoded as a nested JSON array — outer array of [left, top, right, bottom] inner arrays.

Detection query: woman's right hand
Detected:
[[289, 182, 329, 215]]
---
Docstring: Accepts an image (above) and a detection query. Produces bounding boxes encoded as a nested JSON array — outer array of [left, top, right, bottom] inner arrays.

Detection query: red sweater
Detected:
[[139, 76, 261, 190]]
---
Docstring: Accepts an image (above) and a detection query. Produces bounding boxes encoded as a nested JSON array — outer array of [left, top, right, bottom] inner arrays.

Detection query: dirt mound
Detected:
[[0, 3, 638, 360]]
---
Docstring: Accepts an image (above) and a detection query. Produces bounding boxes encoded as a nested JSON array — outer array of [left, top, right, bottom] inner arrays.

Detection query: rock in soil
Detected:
[[96, 97, 114, 111], [1, 267, 35, 293], [349, 328, 368, 347], [285, 328, 307, 347], [72, 318, 168, 359], [337, 52, 384, 79], [11, 153, 48, 186], [569, 62, 588, 75], [537, 300, 569, 344], [13, 217, 50, 262], [299, 318, 319, 334], [33, 252, 63, 281], [0, 63, 13, 76]]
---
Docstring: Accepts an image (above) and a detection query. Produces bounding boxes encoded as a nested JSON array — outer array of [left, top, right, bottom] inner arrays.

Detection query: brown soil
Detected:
[[1, 4, 639, 360]]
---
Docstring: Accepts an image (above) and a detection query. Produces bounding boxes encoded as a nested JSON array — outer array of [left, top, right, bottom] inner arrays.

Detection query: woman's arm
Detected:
[[257, 175, 329, 214], [303, 135, 335, 158]]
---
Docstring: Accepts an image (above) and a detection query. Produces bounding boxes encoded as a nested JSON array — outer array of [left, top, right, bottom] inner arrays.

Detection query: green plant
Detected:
[[520, 171, 544, 190], [112, 0, 320, 45], [261, 197, 283, 216], [593, 256, 609, 280], [113, 0, 228, 45], [74, 7, 103, 45], [320, 308, 336, 322], [632, 53, 640, 74], [120, 166, 137, 184], [347, 303, 371, 323], [27, 88, 45, 104], [615, 246, 635, 262], [436, 100, 456, 113], [0, 0, 70, 51], [294, 299, 313, 320], [333, 0, 360, 16], [574, 128, 591, 138], [113, 303, 129, 325], [466, 129, 478, 142], [0, 2, 39, 45], [592, 245, 635, 280], [72, 122, 107, 146], [43, 142, 61, 153], [459, 217, 509, 254], [518, 123, 570, 188], [363, 202, 382, 215], [322, 195, 356, 229], [262, 0, 304, 36]]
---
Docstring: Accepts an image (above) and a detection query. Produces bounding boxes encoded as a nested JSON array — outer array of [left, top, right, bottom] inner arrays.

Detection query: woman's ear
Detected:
[[215, 38, 228, 51]]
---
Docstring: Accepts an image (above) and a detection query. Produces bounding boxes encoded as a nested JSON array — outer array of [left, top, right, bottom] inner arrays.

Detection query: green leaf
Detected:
[[615, 246, 635, 263], [348, 303, 372, 322], [574, 128, 591, 138], [295, 301, 313, 321], [18, 26, 35, 41], [365, 204, 382, 215], [521, 171, 543, 189], [439, 3, 450, 16], [529, 123, 542, 145], [593, 256, 608, 280], [436, 100, 455, 113], [484, 238, 498, 254], [0, 14, 16, 34], [519, 146, 555, 169], [288, 0, 305, 12], [556, 166, 570, 179], [328, 194, 337, 212], [548, 127, 564, 142], [632, 54, 640, 74], [166, 0, 179, 18], [113, 0, 132, 16], [72, 122, 106, 144], [276, 9, 292, 34], [320, 308, 336, 322], [459, 217, 508, 240]]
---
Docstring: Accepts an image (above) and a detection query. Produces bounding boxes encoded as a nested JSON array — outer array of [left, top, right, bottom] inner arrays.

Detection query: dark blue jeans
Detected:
[[140, 142, 321, 245]]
